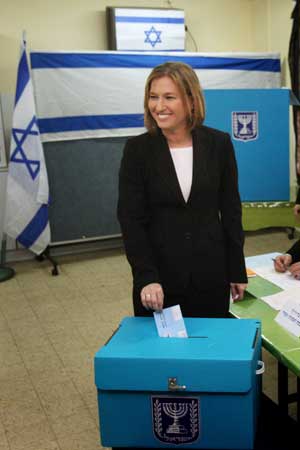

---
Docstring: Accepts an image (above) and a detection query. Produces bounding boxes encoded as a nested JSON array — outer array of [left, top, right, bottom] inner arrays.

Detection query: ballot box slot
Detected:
[[188, 336, 208, 338]]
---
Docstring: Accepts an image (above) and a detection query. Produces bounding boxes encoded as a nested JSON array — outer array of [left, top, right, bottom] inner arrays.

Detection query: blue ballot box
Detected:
[[94, 317, 262, 449]]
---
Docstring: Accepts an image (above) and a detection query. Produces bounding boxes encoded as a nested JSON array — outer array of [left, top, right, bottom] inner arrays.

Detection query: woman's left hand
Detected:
[[230, 282, 248, 302], [288, 262, 300, 279]]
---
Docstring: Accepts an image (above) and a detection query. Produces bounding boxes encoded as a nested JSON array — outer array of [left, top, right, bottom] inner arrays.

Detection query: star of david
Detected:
[[144, 26, 162, 48], [10, 116, 40, 180]]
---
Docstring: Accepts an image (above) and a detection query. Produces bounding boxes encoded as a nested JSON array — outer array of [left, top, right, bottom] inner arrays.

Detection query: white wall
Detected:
[[0, 0, 272, 92], [0, 93, 18, 253]]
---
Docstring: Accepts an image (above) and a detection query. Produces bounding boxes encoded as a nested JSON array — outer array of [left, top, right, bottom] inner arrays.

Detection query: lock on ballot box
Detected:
[[94, 317, 263, 449]]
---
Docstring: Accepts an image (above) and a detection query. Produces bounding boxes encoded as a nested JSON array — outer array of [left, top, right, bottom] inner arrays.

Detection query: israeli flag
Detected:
[[31, 51, 281, 142], [4, 39, 51, 255], [113, 8, 185, 51]]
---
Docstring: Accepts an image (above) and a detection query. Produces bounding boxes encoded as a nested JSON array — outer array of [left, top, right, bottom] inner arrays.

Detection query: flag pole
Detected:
[[4, 33, 52, 268], [22, 30, 26, 43], [0, 235, 15, 282], [0, 31, 16, 283]]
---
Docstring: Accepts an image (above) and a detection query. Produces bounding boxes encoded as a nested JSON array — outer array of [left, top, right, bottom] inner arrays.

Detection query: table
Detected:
[[242, 202, 296, 237], [230, 253, 300, 423]]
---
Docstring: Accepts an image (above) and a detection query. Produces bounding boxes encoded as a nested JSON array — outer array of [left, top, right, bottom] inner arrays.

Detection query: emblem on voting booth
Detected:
[[152, 396, 199, 444], [232, 111, 258, 141]]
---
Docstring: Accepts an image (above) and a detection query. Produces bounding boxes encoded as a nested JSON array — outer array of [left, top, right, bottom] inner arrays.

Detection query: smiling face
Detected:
[[148, 76, 191, 134]]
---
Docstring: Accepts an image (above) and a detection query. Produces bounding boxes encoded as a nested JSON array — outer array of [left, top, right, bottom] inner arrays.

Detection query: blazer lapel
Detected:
[[152, 132, 186, 204], [151, 126, 211, 205], [188, 126, 211, 204]]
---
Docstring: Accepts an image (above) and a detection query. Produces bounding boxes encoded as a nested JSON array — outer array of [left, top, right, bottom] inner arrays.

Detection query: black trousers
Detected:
[[133, 282, 230, 318]]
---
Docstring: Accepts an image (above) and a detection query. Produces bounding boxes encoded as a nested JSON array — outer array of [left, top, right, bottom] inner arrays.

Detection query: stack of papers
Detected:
[[275, 298, 300, 337], [246, 268, 257, 278], [253, 265, 300, 291], [245, 253, 300, 335], [251, 265, 300, 310], [261, 288, 300, 311]]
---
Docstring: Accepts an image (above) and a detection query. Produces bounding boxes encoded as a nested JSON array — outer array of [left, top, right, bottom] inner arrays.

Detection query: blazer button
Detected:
[[184, 232, 192, 240]]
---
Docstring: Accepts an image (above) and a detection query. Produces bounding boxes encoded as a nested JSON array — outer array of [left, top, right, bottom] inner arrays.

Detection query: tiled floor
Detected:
[[0, 228, 298, 450]]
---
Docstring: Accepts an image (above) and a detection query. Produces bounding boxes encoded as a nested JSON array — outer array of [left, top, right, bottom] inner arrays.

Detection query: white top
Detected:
[[169, 146, 193, 202]]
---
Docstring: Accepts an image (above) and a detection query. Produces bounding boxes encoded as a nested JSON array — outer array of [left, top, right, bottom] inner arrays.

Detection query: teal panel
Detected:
[[204, 89, 289, 201]]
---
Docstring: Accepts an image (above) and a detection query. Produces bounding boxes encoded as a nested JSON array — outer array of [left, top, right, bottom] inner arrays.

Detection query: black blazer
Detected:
[[287, 240, 300, 263], [118, 125, 247, 294], [296, 188, 300, 205]]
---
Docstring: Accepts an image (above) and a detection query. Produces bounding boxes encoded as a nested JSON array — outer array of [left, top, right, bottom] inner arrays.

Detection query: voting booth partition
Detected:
[[205, 89, 290, 202], [94, 317, 263, 449]]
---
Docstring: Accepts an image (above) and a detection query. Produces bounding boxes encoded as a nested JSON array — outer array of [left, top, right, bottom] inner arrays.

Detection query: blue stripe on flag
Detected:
[[116, 49, 184, 52], [30, 53, 280, 73], [38, 114, 144, 133], [17, 204, 49, 249], [15, 49, 30, 105], [115, 16, 184, 24]]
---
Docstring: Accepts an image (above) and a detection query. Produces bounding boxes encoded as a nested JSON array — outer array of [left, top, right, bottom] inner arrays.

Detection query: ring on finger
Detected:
[[146, 293, 151, 298]]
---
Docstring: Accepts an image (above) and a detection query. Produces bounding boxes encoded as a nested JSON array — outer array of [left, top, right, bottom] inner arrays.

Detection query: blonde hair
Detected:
[[144, 61, 205, 134]]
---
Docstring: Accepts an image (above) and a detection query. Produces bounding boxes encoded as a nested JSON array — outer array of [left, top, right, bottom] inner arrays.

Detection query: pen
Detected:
[[272, 257, 288, 270], [272, 258, 280, 267]]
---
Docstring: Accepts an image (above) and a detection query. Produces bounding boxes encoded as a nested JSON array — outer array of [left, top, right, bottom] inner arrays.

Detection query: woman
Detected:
[[117, 62, 247, 317], [273, 240, 300, 279]]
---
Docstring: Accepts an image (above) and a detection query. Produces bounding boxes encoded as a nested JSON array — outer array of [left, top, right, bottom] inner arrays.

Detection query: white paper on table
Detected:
[[275, 299, 300, 337], [253, 264, 300, 290], [261, 288, 300, 310], [153, 304, 188, 338], [245, 252, 280, 269]]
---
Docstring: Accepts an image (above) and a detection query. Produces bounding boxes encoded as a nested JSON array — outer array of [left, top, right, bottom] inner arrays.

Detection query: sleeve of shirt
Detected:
[[287, 239, 300, 263]]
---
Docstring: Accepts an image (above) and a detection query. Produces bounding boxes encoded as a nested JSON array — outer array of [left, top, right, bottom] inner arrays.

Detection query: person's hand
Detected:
[[140, 283, 164, 311], [230, 283, 247, 302], [293, 204, 300, 220], [288, 262, 300, 280], [273, 254, 292, 272]]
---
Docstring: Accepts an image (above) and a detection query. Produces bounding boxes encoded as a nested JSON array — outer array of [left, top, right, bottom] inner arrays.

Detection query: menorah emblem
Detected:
[[163, 402, 188, 434], [152, 396, 199, 444], [238, 114, 252, 135], [232, 111, 258, 141]]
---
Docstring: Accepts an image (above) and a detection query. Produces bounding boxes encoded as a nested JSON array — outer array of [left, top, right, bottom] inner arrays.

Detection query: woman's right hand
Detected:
[[273, 254, 292, 273], [140, 283, 164, 311]]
